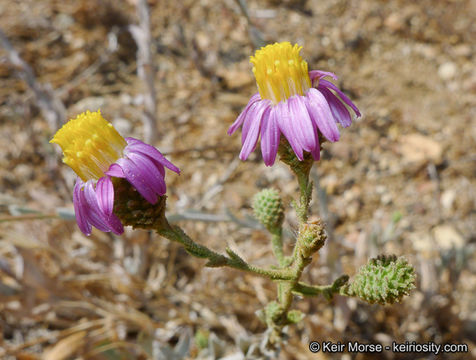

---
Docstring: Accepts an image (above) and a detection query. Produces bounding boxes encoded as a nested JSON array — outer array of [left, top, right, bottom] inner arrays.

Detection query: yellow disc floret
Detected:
[[251, 42, 311, 104], [50, 110, 127, 181]]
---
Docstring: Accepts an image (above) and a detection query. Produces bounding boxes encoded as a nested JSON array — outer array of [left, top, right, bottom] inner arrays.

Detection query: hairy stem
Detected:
[[270, 230, 286, 267], [157, 220, 296, 281], [293, 275, 350, 299]]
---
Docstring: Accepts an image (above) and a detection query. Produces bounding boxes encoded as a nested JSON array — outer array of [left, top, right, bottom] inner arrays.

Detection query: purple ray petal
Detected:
[[239, 100, 269, 160], [276, 100, 304, 160], [318, 85, 352, 127], [106, 163, 125, 178], [288, 96, 318, 153], [106, 215, 124, 235], [319, 79, 361, 117], [241, 99, 269, 143], [94, 177, 124, 235], [260, 107, 280, 166], [115, 157, 157, 204], [306, 88, 340, 142], [82, 180, 112, 232], [73, 178, 92, 236], [228, 93, 261, 135], [310, 135, 321, 160], [127, 151, 167, 196], [96, 176, 114, 217], [309, 70, 338, 84], [125, 138, 180, 174]]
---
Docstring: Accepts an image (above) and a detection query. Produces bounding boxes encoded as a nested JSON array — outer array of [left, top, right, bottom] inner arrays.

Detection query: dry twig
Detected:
[[129, 0, 158, 144], [0, 29, 66, 131]]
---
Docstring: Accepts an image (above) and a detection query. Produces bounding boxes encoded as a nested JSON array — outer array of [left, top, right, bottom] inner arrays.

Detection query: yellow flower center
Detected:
[[50, 110, 127, 181], [251, 42, 311, 104]]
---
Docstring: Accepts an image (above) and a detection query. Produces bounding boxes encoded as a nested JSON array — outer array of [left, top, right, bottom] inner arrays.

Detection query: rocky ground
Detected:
[[0, 0, 475, 359]]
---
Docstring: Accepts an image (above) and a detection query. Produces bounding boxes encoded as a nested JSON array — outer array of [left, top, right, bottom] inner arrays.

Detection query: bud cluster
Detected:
[[252, 189, 284, 232], [297, 220, 327, 259], [342, 255, 416, 305]]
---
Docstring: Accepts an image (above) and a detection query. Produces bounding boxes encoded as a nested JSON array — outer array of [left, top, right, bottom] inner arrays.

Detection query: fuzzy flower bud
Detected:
[[342, 255, 416, 305], [297, 220, 327, 258], [252, 189, 284, 232]]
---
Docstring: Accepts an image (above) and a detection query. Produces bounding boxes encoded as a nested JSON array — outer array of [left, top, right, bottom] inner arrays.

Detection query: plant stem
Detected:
[[270, 230, 286, 267], [280, 253, 310, 312], [157, 220, 296, 281], [293, 275, 350, 299], [295, 169, 312, 223]]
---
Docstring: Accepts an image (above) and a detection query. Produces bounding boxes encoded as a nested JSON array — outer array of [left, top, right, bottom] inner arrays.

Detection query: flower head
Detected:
[[228, 42, 361, 166], [51, 110, 179, 236]]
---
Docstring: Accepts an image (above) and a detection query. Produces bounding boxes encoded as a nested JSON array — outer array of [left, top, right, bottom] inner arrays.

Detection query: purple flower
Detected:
[[51, 111, 179, 236], [228, 42, 361, 166]]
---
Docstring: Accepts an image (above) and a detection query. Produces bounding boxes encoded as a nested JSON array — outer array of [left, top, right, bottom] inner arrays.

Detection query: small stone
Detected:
[[410, 232, 435, 257], [112, 117, 132, 136], [398, 133, 443, 166], [432, 224, 465, 250], [384, 13, 405, 32], [440, 189, 456, 211], [452, 44, 472, 58], [346, 201, 360, 221], [219, 70, 253, 89], [381, 193, 392, 205], [321, 174, 339, 195], [438, 62, 457, 80], [14, 164, 33, 180]]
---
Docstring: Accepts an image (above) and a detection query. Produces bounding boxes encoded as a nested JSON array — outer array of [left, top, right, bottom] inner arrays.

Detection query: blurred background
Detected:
[[0, 0, 475, 359]]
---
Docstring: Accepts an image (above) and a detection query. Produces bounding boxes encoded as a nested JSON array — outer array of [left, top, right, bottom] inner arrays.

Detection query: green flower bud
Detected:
[[194, 329, 209, 350], [342, 255, 416, 305], [286, 309, 305, 324], [112, 178, 167, 230], [264, 301, 284, 324], [252, 189, 284, 232], [297, 220, 327, 258]]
